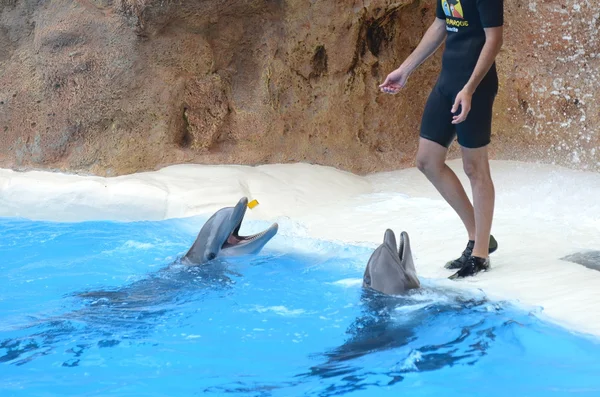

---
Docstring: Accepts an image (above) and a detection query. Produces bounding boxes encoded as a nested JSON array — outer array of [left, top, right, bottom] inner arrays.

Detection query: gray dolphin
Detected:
[[302, 231, 495, 381], [182, 196, 279, 265], [362, 229, 420, 295]]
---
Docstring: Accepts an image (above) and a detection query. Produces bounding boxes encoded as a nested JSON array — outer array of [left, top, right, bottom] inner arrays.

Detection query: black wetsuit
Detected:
[[420, 0, 504, 149]]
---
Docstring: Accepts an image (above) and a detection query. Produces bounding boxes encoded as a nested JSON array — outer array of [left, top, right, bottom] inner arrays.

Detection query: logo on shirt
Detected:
[[442, 0, 464, 19]]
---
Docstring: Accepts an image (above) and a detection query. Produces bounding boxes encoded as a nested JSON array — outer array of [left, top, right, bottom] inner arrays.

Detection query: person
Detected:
[[379, 0, 504, 279]]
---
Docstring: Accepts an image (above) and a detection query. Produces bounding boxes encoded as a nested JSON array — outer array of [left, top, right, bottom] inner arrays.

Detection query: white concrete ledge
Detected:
[[1, 160, 599, 338]]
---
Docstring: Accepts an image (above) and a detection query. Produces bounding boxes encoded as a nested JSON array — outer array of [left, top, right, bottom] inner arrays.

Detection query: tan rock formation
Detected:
[[0, 0, 598, 176]]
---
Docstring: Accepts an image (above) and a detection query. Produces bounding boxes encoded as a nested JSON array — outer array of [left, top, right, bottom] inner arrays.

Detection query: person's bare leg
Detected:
[[415, 138, 476, 240], [461, 145, 495, 258]]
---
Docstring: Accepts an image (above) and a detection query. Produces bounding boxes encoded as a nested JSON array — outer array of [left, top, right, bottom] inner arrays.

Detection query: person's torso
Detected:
[[438, 0, 496, 91]]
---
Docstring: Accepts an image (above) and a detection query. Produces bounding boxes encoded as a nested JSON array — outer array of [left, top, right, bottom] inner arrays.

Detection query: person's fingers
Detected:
[[378, 77, 390, 88], [451, 96, 461, 114], [380, 83, 401, 94], [452, 104, 470, 124], [379, 71, 409, 93]]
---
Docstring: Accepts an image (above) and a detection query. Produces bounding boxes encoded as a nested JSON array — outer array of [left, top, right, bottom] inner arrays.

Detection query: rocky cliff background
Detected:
[[0, 0, 598, 176]]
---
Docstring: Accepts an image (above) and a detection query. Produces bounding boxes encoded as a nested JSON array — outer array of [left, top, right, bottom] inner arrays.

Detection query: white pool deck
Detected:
[[1, 159, 599, 339]]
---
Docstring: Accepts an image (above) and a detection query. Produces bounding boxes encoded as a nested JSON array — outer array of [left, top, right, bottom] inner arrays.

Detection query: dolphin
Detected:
[[299, 289, 496, 381], [182, 196, 279, 265], [1, 198, 279, 366], [300, 228, 496, 381], [72, 197, 278, 304], [362, 229, 420, 295]]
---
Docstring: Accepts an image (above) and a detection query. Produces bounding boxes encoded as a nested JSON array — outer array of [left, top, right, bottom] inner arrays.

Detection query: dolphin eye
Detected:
[[207, 253, 216, 261]]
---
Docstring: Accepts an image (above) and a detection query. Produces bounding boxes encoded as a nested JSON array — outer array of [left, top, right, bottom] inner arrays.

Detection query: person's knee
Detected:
[[416, 138, 448, 177], [416, 154, 443, 177], [463, 160, 490, 183]]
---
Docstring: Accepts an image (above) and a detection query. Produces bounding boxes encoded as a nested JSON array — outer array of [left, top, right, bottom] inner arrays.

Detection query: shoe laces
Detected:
[[460, 245, 473, 261]]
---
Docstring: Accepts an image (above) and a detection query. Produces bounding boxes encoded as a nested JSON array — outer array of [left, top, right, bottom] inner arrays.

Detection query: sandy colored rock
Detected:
[[0, 0, 598, 176]]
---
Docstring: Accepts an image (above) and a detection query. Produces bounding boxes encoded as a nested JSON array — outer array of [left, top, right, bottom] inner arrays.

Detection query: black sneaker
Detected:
[[444, 235, 498, 270], [448, 256, 490, 279]]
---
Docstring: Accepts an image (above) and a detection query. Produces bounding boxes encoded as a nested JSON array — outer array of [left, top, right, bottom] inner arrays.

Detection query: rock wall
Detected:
[[0, 0, 598, 176]]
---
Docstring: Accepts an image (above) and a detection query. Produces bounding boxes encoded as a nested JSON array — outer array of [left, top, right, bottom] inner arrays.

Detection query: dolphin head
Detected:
[[183, 197, 278, 265], [362, 229, 420, 295]]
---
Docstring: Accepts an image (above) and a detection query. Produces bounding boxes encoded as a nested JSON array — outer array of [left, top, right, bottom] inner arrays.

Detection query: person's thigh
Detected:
[[455, 91, 496, 149], [419, 85, 456, 149], [416, 137, 449, 168]]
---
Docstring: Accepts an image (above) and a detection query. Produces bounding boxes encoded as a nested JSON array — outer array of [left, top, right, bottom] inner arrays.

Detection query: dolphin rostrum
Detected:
[[362, 229, 420, 295], [182, 196, 279, 265]]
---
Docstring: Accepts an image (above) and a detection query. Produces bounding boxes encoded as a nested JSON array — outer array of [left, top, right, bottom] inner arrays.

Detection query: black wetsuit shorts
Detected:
[[420, 67, 498, 149]]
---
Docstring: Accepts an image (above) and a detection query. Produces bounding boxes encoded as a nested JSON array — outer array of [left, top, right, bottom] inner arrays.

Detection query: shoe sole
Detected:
[[448, 263, 491, 280]]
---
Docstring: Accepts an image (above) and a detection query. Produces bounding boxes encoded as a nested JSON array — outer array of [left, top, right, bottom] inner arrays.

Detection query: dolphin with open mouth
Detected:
[[181, 197, 279, 265]]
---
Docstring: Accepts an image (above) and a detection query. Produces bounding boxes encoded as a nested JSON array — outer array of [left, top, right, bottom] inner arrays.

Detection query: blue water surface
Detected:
[[1, 216, 600, 397]]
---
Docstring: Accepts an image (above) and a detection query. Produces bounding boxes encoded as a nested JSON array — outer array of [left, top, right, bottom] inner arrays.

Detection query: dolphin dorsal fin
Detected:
[[383, 229, 397, 252]]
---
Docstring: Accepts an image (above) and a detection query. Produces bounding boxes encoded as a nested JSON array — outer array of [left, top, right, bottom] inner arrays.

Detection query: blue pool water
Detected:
[[1, 216, 600, 397]]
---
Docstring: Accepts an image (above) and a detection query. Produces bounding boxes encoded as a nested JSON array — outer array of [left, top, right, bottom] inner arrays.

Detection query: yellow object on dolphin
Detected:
[[248, 199, 259, 209]]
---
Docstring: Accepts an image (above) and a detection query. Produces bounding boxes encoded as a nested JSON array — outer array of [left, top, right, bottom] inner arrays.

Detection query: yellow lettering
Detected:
[[446, 18, 469, 27]]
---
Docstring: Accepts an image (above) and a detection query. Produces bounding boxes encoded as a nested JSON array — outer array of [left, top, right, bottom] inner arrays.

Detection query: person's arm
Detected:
[[451, 26, 503, 123], [400, 17, 448, 74], [379, 18, 447, 93], [462, 26, 503, 95]]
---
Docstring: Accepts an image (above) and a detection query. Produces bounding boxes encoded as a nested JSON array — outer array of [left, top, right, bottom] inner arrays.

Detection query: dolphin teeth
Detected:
[[222, 229, 267, 248], [242, 230, 267, 242]]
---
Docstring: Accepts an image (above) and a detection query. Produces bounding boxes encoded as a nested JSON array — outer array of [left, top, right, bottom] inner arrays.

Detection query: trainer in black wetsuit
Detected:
[[379, 0, 504, 279], [421, 0, 503, 149]]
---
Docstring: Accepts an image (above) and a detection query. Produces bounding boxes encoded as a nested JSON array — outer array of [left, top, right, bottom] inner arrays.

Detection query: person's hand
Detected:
[[451, 88, 473, 124], [379, 67, 410, 94]]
